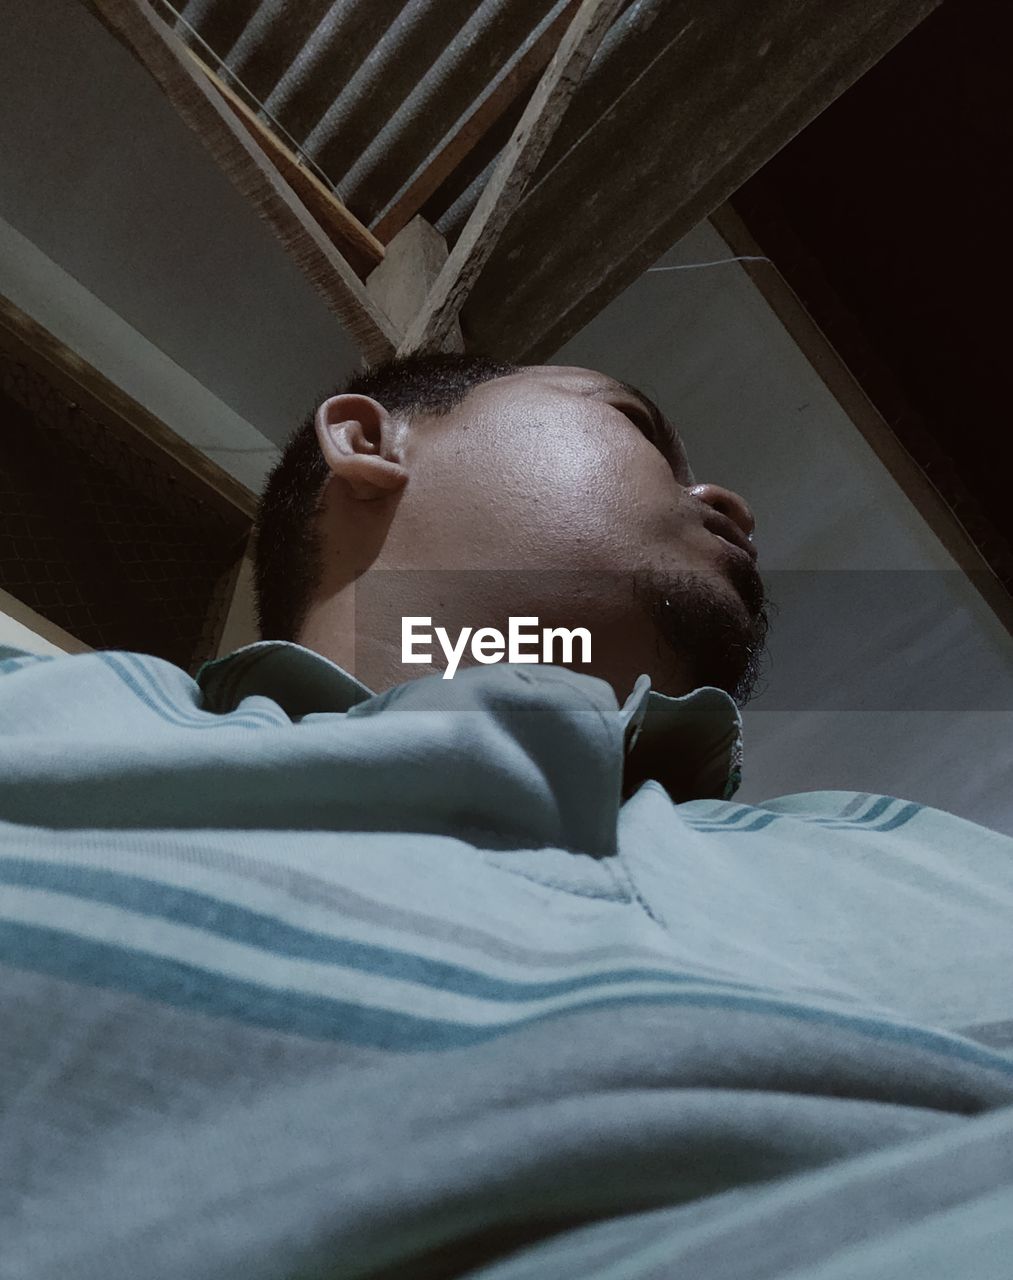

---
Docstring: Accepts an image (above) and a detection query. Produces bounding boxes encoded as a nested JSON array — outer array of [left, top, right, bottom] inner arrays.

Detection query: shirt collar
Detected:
[[195, 642, 743, 803]]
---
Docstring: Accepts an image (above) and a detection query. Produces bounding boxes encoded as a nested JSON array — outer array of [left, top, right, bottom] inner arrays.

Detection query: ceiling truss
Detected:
[[87, 0, 942, 368]]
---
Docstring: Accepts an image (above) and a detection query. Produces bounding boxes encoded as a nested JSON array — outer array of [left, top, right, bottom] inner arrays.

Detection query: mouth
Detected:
[[703, 513, 758, 562]]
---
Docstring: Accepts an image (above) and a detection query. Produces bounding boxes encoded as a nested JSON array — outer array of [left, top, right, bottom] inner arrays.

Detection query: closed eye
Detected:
[[623, 405, 653, 439], [615, 400, 659, 444], [614, 398, 690, 482], [618, 400, 676, 456]]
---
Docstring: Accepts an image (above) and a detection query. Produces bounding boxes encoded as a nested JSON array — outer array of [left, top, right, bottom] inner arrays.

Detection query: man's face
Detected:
[[367, 364, 770, 704]]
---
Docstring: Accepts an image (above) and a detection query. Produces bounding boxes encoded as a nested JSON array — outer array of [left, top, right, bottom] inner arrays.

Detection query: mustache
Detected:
[[722, 551, 767, 620]]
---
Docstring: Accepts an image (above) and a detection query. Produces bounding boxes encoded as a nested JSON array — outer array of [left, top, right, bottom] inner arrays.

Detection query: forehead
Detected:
[[482, 366, 668, 419], [498, 365, 627, 400], [491, 366, 691, 476]]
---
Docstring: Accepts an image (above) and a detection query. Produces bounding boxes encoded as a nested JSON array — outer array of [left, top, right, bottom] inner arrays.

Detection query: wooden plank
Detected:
[[458, 0, 944, 365], [0, 586, 94, 655], [709, 203, 1013, 641], [371, 0, 584, 246], [0, 292, 257, 526], [397, 0, 627, 358], [366, 217, 464, 354], [90, 0, 400, 365], [181, 45, 386, 281]]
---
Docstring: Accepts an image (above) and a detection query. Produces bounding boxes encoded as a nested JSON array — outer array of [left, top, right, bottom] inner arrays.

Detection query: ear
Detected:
[[314, 394, 409, 501]]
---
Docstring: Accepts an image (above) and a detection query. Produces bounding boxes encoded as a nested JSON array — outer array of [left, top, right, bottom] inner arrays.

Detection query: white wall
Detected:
[[554, 221, 1013, 833]]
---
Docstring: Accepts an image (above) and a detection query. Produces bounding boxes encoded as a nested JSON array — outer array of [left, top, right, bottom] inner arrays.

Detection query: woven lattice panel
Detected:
[[0, 351, 242, 674]]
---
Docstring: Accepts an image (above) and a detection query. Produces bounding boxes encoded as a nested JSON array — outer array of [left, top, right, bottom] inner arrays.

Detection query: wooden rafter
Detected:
[[180, 45, 385, 281], [458, 0, 945, 365], [0, 292, 257, 525], [397, 0, 627, 358], [371, 0, 585, 246], [89, 0, 401, 365]]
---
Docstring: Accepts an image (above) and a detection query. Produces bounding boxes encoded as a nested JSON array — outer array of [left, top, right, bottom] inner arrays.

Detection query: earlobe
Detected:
[[314, 394, 409, 501]]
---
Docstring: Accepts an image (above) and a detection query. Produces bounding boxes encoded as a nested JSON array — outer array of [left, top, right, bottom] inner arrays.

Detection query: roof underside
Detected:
[[159, 0, 942, 362]]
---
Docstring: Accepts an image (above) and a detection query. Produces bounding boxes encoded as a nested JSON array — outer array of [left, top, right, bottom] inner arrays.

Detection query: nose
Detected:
[[688, 483, 756, 540]]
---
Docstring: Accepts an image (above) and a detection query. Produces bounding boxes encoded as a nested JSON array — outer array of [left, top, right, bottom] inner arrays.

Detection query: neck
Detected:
[[296, 587, 360, 679]]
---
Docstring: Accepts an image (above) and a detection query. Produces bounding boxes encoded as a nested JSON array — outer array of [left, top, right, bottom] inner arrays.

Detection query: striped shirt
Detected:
[[2, 638, 1013, 1280]]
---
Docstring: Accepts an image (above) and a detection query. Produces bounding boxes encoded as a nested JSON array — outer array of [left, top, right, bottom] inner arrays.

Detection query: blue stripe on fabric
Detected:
[[120, 650, 209, 722], [129, 650, 289, 732], [0, 652, 54, 673], [787, 803, 923, 832], [837, 794, 896, 823], [685, 798, 923, 834], [862, 801, 923, 831], [758, 795, 890, 825], [119, 650, 283, 730], [96, 651, 210, 728], [683, 812, 786, 833], [97, 652, 279, 731], [686, 804, 759, 827], [0, 857, 776, 1003], [3, 917, 1013, 1072]]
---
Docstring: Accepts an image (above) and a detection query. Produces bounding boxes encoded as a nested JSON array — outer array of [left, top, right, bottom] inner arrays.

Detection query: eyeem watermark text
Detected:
[[402, 616, 591, 679]]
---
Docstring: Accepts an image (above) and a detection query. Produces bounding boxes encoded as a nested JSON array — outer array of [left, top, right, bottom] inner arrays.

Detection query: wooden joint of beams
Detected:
[[397, 0, 626, 358], [89, 0, 401, 365], [366, 217, 465, 356]]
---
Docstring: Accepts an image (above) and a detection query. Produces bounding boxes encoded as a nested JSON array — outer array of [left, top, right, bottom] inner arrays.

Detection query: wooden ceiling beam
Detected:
[[89, 0, 401, 366], [459, 0, 945, 364], [397, 0, 627, 359], [0, 292, 257, 526], [180, 45, 385, 281]]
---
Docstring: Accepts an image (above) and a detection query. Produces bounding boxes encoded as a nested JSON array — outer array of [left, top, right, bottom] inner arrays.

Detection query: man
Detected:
[[1, 352, 1012, 1280], [262, 355, 768, 710]]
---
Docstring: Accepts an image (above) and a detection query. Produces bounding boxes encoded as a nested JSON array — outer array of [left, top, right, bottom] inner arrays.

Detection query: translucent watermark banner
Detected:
[[336, 569, 1013, 712]]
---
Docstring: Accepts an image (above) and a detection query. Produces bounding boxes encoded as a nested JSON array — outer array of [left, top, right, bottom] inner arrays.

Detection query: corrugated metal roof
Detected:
[[164, 0, 581, 236], [138, 0, 942, 367]]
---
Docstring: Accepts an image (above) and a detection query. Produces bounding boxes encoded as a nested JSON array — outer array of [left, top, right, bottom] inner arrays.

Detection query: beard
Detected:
[[639, 553, 773, 707]]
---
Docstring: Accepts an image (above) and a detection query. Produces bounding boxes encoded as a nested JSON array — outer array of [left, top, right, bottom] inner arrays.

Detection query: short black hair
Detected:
[[251, 351, 522, 643]]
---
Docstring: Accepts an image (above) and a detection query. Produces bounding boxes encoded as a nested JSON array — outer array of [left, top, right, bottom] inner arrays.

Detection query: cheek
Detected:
[[602, 443, 686, 541], [507, 434, 629, 553], [404, 425, 682, 568], [498, 433, 682, 565]]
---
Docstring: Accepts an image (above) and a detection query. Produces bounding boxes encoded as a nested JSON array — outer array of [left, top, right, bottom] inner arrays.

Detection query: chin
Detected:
[[643, 560, 771, 706]]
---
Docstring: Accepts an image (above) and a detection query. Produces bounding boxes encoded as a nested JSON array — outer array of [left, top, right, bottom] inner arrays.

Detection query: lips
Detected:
[[703, 513, 758, 561]]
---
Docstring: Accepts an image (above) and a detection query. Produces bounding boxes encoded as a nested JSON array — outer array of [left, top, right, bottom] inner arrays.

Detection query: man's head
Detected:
[[253, 352, 770, 705]]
